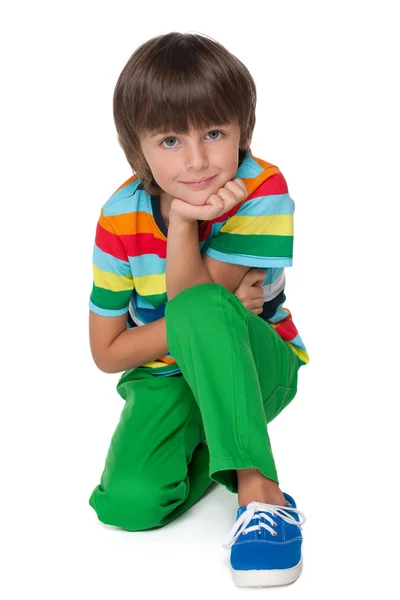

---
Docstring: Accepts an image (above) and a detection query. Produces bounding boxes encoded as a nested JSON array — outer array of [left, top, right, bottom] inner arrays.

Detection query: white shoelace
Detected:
[[222, 500, 306, 550]]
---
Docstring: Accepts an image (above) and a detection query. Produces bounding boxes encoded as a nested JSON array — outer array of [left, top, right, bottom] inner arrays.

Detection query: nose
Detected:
[[184, 138, 209, 171]]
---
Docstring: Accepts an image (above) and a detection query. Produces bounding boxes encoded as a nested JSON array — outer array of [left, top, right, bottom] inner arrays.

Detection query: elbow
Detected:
[[92, 356, 110, 373], [91, 349, 115, 374], [95, 360, 115, 374]]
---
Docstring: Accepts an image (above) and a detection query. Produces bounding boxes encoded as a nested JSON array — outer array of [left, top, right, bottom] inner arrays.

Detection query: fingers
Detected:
[[244, 268, 266, 286], [171, 178, 248, 223], [237, 178, 248, 193], [248, 303, 263, 315], [228, 177, 247, 193], [248, 298, 264, 313], [215, 186, 244, 212], [202, 178, 247, 220], [223, 178, 248, 200], [235, 288, 264, 314]]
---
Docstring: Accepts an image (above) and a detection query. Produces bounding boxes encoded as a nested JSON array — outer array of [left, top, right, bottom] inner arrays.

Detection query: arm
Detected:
[[91, 225, 253, 374], [90, 253, 253, 374], [90, 231, 254, 374], [91, 256, 259, 374], [90, 208, 169, 374], [89, 311, 169, 374], [166, 212, 252, 299]]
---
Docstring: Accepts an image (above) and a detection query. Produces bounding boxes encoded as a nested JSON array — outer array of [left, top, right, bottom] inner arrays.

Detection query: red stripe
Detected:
[[274, 315, 298, 342], [249, 173, 288, 199], [96, 223, 169, 259], [95, 223, 128, 261], [199, 220, 214, 241], [122, 232, 167, 258]]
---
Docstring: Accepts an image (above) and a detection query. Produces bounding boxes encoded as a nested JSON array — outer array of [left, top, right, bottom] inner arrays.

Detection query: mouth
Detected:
[[182, 176, 216, 188]]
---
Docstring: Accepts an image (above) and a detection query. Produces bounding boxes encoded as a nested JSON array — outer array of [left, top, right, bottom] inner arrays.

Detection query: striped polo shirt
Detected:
[[89, 150, 310, 376]]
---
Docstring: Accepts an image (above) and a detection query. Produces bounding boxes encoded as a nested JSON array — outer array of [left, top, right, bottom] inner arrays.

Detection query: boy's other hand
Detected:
[[234, 268, 266, 315], [169, 178, 248, 223]]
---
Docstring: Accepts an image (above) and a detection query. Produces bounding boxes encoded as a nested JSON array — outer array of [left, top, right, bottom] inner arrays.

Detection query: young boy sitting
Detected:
[[88, 31, 310, 589]]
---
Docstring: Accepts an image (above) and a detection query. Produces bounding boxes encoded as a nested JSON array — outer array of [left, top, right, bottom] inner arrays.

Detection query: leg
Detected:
[[89, 368, 215, 531], [236, 468, 286, 507], [236, 307, 299, 506], [165, 283, 299, 504]]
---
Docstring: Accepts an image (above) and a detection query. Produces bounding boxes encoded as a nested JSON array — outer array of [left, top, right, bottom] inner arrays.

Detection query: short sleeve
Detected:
[[205, 172, 294, 268], [89, 210, 134, 317]]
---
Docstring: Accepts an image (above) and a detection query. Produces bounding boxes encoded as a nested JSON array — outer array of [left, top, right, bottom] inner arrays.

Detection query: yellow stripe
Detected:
[[142, 361, 166, 368], [221, 214, 293, 236], [143, 357, 177, 368], [286, 341, 310, 364], [93, 264, 134, 292], [135, 272, 166, 297]]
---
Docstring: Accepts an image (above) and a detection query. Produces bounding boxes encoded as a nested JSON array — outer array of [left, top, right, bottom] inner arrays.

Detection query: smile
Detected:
[[182, 176, 215, 188]]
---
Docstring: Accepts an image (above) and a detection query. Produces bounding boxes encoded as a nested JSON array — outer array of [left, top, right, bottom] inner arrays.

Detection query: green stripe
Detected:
[[209, 232, 293, 258], [143, 292, 168, 307], [90, 284, 132, 310]]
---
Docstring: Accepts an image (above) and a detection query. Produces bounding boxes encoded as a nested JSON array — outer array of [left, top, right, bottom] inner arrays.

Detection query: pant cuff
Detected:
[[209, 455, 279, 493]]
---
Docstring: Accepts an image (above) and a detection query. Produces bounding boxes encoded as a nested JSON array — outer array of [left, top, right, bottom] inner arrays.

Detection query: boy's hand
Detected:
[[234, 268, 266, 315], [169, 178, 248, 223]]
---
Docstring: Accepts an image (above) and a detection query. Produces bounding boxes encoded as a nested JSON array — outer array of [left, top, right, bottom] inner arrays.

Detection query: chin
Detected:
[[184, 194, 212, 206], [182, 177, 231, 205]]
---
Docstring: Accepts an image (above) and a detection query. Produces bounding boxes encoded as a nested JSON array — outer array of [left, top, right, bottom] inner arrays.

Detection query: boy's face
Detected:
[[139, 121, 242, 207]]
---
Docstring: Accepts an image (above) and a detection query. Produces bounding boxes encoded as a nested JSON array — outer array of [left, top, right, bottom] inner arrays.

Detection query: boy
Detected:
[[88, 31, 310, 588]]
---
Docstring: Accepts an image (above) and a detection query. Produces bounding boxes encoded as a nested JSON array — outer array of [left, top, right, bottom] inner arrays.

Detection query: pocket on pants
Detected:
[[262, 385, 297, 424]]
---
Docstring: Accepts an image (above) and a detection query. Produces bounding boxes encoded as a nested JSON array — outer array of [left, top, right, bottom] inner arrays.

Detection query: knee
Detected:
[[89, 475, 184, 531], [166, 283, 227, 320]]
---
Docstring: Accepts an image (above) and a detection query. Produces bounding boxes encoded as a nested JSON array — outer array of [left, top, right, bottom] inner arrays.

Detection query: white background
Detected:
[[1, 0, 399, 597]]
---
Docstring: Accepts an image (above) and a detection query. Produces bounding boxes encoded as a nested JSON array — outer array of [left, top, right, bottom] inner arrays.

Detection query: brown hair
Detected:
[[113, 32, 257, 195]]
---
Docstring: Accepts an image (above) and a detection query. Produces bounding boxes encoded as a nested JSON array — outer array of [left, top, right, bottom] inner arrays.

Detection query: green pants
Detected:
[[89, 283, 300, 531]]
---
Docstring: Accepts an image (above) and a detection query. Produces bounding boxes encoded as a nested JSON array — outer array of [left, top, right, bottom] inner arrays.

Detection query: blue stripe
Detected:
[[93, 244, 131, 275], [205, 247, 292, 268], [133, 294, 159, 310], [237, 152, 263, 179], [102, 179, 142, 216], [129, 254, 166, 277], [152, 368, 182, 376], [290, 333, 306, 351], [238, 193, 294, 216], [265, 267, 284, 285], [89, 300, 128, 317], [135, 303, 166, 322], [103, 184, 155, 218], [267, 303, 289, 323]]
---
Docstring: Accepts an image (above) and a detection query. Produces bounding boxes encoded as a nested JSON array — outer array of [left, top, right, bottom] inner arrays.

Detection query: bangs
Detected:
[[137, 72, 240, 136], [133, 34, 250, 136]]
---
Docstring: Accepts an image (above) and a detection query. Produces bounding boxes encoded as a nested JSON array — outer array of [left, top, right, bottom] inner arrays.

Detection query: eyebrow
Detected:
[[149, 131, 168, 138], [149, 124, 231, 138]]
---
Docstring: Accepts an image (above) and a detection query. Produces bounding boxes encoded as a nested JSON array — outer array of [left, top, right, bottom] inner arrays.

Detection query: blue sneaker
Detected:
[[222, 492, 306, 587]]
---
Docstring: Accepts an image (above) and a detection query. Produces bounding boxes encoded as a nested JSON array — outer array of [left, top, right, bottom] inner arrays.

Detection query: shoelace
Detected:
[[222, 500, 306, 550]]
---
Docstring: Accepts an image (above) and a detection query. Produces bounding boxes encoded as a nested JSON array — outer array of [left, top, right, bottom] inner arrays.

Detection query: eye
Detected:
[[161, 136, 178, 148], [206, 130, 224, 140], [160, 130, 224, 148]]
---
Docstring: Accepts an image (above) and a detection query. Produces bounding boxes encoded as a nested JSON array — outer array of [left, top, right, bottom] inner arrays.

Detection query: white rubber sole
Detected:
[[231, 558, 302, 588]]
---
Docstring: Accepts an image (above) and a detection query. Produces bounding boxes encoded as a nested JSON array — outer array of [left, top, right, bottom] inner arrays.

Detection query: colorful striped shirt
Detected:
[[89, 150, 310, 376]]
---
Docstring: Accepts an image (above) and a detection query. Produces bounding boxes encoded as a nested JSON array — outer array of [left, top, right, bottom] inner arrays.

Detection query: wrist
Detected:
[[168, 210, 197, 226]]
